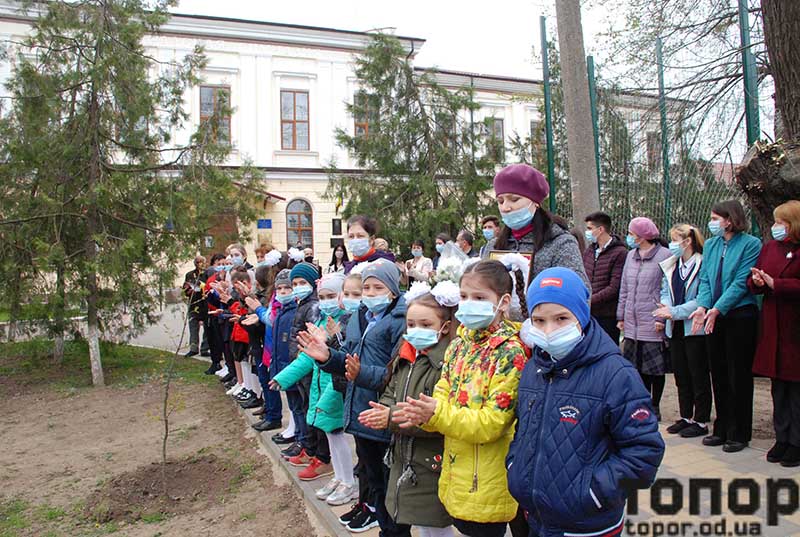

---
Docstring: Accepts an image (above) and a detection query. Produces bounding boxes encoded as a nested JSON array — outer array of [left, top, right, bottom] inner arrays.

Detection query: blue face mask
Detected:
[[231, 255, 244, 266], [626, 235, 638, 249], [362, 294, 392, 313], [771, 224, 787, 241], [483, 228, 495, 241], [521, 319, 583, 360], [276, 293, 294, 305], [435, 243, 444, 254], [319, 298, 342, 317], [411, 249, 423, 258], [256, 260, 269, 268], [348, 238, 371, 257], [668, 241, 685, 257], [501, 204, 534, 230], [708, 220, 724, 237], [342, 298, 361, 313], [292, 284, 313, 301], [214, 265, 227, 272], [584, 230, 597, 244], [455, 300, 499, 330], [403, 327, 441, 351]]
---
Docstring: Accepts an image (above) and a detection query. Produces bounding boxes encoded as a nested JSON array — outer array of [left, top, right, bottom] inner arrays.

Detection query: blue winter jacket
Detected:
[[506, 319, 665, 537], [319, 296, 407, 443], [265, 299, 297, 387]]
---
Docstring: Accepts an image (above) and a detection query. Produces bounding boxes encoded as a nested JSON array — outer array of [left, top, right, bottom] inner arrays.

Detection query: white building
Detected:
[[0, 4, 670, 265]]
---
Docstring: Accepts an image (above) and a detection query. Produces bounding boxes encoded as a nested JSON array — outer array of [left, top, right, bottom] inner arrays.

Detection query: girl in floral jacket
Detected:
[[393, 260, 530, 537]]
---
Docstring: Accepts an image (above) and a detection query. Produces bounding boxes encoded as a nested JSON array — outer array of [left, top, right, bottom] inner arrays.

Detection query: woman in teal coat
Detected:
[[272, 273, 357, 505]]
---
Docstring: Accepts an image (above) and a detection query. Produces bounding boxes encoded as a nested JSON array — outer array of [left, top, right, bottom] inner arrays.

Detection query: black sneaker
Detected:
[[252, 420, 282, 432], [234, 389, 254, 401], [280, 442, 302, 459], [220, 372, 236, 383], [347, 505, 379, 533], [767, 442, 789, 463], [666, 420, 690, 434], [679, 423, 708, 438], [184, 350, 199, 357], [780, 445, 800, 467], [339, 502, 363, 525], [273, 433, 296, 445], [204, 364, 221, 375], [200, 351, 211, 357]]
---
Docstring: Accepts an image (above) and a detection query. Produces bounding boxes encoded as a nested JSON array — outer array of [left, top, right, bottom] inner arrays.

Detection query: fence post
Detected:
[[656, 38, 671, 230], [587, 55, 601, 203], [540, 16, 556, 213], [737, 0, 760, 235]]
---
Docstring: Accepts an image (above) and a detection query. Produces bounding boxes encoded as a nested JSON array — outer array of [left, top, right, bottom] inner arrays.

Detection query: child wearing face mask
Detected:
[[508, 267, 665, 537], [297, 259, 408, 535], [391, 260, 529, 537], [272, 273, 357, 502], [359, 288, 457, 537]]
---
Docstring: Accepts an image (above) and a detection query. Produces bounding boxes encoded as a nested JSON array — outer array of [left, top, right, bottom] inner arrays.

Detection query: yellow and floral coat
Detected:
[[423, 319, 529, 523]]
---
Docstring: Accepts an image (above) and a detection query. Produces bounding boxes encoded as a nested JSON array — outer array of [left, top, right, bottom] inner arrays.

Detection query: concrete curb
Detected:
[[235, 404, 367, 537]]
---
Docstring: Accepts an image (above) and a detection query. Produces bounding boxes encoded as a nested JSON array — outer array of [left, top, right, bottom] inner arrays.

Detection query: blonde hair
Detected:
[[774, 200, 800, 243], [669, 223, 705, 254]]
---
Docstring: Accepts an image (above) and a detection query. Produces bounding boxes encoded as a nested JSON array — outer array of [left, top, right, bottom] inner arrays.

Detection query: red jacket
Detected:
[[230, 301, 250, 344], [747, 239, 800, 381]]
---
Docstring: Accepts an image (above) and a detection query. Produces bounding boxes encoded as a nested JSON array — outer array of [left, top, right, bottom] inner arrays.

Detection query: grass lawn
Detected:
[[0, 339, 215, 392]]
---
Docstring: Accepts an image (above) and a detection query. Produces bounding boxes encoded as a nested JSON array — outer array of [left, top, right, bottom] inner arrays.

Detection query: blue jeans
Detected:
[[257, 361, 282, 422], [285, 389, 307, 445]]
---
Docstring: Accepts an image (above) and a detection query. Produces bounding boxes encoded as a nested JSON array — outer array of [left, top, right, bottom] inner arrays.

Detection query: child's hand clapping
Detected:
[[244, 296, 261, 311], [392, 394, 437, 429], [297, 329, 331, 363], [345, 353, 360, 381], [240, 314, 259, 326], [358, 401, 390, 430]]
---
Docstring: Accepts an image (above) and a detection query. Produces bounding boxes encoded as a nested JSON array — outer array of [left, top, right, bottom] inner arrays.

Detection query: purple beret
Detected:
[[493, 164, 550, 204], [628, 217, 659, 240]]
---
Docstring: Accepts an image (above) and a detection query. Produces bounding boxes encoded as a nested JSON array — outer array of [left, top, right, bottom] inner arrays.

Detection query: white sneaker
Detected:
[[225, 383, 242, 396], [315, 478, 340, 500], [215, 366, 229, 377], [327, 482, 358, 506]]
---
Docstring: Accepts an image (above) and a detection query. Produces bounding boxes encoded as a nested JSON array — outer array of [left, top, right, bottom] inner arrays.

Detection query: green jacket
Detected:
[[381, 339, 452, 528], [273, 311, 346, 433]]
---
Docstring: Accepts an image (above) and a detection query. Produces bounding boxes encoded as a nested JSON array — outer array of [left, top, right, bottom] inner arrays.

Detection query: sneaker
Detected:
[[327, 482, 358, 506], [220, 372, 236, 383], [767, 442, 789, 463], [679, 423, 709, 438], [780, 445, 800, 468], [280, 442, 302, 459], [339, 503, 362, 526], [184, 350, 198, 357], [288, 449, 312, 467], [315, 478, 341, 500], [225, 383, 242, 396], [298, 458, 334, 481], [204, 364, 221, 375], [215, 366, 229, 377], [200, 351, 211, 357], [273, 433, 296, 445], [347, 505, 379, 533], [234, 389, 255, 401], [666, 419, 690, 434], [252, 420, 282, 432]]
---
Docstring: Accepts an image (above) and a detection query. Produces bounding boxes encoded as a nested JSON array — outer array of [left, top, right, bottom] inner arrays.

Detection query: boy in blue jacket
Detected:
[[507, 267, 665, 537]]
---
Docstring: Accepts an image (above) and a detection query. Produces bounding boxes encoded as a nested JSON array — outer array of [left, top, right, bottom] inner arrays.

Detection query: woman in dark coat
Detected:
[[747, 200, 800, 467]]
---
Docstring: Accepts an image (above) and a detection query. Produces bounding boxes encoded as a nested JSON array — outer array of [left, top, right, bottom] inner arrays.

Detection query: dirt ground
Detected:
[[0, 374, 317, 537]]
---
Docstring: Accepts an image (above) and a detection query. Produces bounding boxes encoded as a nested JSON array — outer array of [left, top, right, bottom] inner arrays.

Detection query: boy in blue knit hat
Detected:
[[506, 267, 665, 537]]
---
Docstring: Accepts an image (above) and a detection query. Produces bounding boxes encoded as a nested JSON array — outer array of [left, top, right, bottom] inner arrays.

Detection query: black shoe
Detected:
[[722, 441, 748, 453], [200, 351, 211, 357], [184, 350, 199, 357], [281, 442, 302, 459], [666, 420, 690, 434], [339, 502, 363, 526], [240, 397, 263, 409], [272, 433, 295, 445], [702, 435, 725, 447], [679, 423, 709, 438], [767, 442, 789, 463], [204, 364, 221, 375], [347, 505, 379, 533], [220, 372, 236, 383], [780, 445, 800, 467], [252, 420, 282, 432]]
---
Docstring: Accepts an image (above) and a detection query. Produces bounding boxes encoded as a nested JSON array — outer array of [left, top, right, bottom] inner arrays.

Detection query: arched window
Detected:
[[286, 199, 313, 248]]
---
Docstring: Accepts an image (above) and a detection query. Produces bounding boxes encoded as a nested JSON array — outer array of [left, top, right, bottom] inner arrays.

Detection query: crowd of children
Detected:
[[188, 163, 799, 537]]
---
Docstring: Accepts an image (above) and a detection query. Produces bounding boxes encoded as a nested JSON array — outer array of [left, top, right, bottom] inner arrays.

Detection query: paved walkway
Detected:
[[131, 306, 799, 537]]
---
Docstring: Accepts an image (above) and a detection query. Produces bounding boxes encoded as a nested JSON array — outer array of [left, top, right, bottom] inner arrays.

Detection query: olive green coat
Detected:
[[381, 339, 452, 528]]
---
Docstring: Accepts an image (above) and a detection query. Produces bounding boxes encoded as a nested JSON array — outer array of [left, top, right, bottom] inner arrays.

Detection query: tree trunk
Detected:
[[555, 0, 600, 222], [761, 0, 800, 141], [7, 276, 21, 342], [53, 261, 66, 363]]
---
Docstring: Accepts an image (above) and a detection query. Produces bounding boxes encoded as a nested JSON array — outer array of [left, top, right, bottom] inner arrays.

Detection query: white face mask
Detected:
[[521, 319, 583, 360], [335, 250, 344, 259]]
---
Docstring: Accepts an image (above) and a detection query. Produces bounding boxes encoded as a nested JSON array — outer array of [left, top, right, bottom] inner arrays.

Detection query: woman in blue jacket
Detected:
[[298, 259, 408, 536], [689, 200, 762, 453], [507, 268, 665, 537]]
